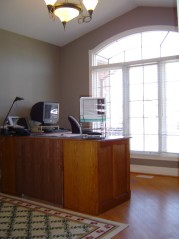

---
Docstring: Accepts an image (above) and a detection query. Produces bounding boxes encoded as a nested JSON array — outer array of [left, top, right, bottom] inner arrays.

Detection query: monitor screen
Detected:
[[43, 103, 59, 125], [30, 102, 59, 125]]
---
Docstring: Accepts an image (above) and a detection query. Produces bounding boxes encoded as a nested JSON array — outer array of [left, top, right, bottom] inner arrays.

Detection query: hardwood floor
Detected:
[[100, 173, 179, 239]]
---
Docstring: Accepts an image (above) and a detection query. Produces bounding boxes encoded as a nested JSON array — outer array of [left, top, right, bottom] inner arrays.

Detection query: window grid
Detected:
[[91, 31, 179, 154], [128, 64, 159, 152]]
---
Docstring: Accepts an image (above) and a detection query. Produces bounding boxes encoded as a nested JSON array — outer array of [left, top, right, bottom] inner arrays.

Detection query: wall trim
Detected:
[[131, 164, 179, 177]]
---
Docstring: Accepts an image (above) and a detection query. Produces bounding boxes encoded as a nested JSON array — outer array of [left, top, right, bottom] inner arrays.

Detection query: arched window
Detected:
[[90, 28, 179, 155]]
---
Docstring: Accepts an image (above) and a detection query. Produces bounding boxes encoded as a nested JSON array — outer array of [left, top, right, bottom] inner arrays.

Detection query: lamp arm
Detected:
[[2, 100, 16, 128], [2, 96, 24, 129]]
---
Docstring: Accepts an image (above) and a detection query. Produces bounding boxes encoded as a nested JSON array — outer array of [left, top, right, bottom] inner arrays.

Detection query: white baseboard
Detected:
[[130, 164, 179, 177]]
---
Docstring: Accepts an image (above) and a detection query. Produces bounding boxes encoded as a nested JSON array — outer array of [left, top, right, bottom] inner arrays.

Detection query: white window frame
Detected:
[[89, 26, 179, 160]]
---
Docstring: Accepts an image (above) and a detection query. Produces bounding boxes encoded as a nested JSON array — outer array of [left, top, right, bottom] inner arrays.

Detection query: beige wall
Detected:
[[0, 29, 61, 125], [0, 7, 177, 129]]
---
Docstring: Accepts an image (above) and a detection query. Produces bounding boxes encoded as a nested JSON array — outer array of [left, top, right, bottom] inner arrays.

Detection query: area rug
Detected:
[[0, 193, 128, 238]]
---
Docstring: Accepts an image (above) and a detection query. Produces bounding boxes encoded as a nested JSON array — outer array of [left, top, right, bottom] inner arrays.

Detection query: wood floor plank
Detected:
[[100, 173, 179, 239]]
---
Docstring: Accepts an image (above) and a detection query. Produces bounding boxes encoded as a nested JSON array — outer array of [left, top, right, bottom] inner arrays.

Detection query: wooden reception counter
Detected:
[[0, 135, 131, 215]]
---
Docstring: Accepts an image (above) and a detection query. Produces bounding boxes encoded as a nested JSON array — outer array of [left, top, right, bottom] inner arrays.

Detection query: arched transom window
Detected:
[[90, 30, 179, 155]]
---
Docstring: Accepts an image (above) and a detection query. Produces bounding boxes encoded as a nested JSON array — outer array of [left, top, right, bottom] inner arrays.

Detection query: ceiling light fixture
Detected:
[[43, 0, 98, 29]]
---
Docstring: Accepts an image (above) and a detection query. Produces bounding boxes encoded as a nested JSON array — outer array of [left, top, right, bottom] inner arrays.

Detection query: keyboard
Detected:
[[82, 129, 102, 135], [82, 134, 104, 140], [43, 128, 69, 133]]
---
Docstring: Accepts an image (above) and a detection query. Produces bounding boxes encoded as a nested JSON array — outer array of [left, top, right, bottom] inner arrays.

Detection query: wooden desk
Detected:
[[0, 135, 131, 215], [0, 136, 63, 205]]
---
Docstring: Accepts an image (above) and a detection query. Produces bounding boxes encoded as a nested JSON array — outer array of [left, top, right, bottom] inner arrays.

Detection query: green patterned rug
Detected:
[[0, 193, 128, 238]]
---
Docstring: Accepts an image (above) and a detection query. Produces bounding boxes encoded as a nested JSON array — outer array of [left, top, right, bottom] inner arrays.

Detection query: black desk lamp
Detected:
[[1, 96, 24, 135]]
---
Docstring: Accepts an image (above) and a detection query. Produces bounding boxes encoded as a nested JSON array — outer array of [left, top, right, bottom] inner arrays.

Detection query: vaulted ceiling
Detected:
[[0, 0, 176, 47]]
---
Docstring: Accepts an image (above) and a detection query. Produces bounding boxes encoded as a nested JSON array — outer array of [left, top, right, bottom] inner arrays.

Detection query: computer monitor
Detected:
[[80, 97, 106, 123], [30, 102, 59, 125]]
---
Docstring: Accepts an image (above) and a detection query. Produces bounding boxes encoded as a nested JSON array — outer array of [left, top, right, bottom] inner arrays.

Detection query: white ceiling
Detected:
[[0, 0, 176, 47]]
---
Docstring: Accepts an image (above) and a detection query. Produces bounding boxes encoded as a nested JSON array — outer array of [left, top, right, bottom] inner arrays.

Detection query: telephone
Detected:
[[8, 127, 31, 136]]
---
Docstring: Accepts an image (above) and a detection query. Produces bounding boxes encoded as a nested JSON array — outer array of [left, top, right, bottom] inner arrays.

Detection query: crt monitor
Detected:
[[30, 102, 59, 125]]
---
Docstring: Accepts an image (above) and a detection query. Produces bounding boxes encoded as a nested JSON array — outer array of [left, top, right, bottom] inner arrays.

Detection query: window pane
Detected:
[[130, 102, 143, 117], [144, 83, 158, 100], [130, 84, 143, 101], [92, 69, 123, 130], [144, 101, 158, 117], [96, 55, 108, 65], [94, 31, 179, 66], [109, 53, 124, 64], [130, 118, 144, 134], [96, 33, 142, 64], [145, 135, 158, 152], [130, 135, 144, 151], [165, 62, 179, 153], [125, 48, 141, 62], [162, 32, 179, 57], [110, 71, 123, 129], [166, 136, 179, 153], [144, 118, 158, 135], [142, 31, 168, 48], [142, 31, 168, 59], [129, 64, 158, 152], [142, 46, 160, 59]]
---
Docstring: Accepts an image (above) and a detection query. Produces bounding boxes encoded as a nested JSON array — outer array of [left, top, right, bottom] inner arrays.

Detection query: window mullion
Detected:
[[158, 62, 166, 152], [123, 66, 129, 136]]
